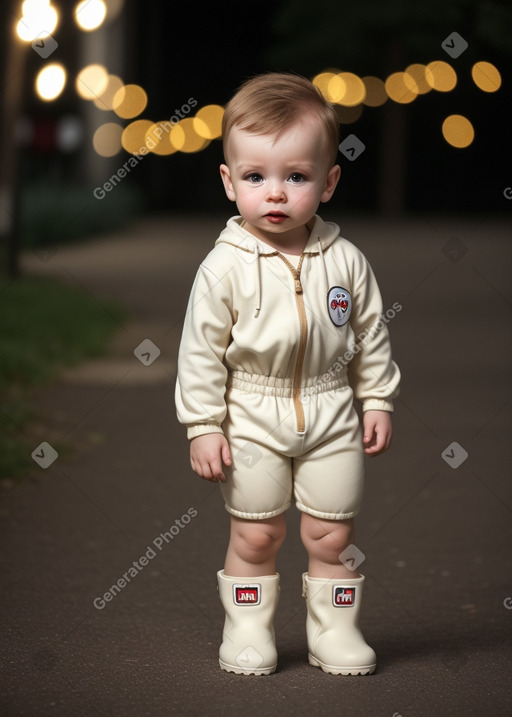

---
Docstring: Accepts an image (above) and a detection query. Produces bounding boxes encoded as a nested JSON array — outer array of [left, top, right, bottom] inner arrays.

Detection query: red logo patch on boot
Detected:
[[233, 584, 261, 606], [333, 586, 356, 607]]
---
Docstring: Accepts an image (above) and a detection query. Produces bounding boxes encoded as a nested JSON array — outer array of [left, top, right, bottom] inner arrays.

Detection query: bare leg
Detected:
[[300, 513, 359, 579], [224, 514, 286, 577]]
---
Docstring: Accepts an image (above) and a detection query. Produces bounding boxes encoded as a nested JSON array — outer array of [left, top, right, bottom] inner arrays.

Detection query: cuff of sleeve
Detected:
[[187, 424, 224, 440], [362, 399, 394, 413]]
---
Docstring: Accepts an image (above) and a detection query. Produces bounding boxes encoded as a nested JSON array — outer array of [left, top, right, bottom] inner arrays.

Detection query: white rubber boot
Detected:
[[217, 570, 279, 675], [302, 572, 376, 675]]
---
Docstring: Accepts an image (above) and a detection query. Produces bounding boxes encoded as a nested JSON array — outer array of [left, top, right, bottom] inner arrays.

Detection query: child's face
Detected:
[[220, 114, 340, 250]]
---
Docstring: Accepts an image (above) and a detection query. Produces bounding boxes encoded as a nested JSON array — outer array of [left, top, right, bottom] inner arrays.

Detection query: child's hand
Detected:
[[190, 433, 232, 482], [362, 410, 393, 457]]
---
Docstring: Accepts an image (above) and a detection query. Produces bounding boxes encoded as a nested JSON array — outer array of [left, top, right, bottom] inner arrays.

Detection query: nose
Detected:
[[265, 180, 285, 202]]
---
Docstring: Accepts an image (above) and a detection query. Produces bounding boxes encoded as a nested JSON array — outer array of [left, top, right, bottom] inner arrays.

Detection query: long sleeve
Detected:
[[175, 262, 234, 439], [346, 248, 401, 412]]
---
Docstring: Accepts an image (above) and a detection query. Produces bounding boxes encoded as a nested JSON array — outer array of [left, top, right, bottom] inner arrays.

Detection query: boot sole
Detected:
[[308, 654, 376, 676], [219, 659, 277, 676]]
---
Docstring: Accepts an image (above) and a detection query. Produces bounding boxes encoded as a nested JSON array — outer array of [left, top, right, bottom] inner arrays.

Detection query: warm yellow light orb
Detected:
[[425, 61, 457, 92], [471, 61, 501, 93], [385, 72, 418, 104], [93, 75, 124, 110], [442, 115, 474, 148], [75, 0, 107, 31], [93, 122, 123, 156], [113, 84, 148, 119], [16, 3, 58, 41], [76, 64, 109, 100], [333, 73, 366, 107], [193, 105, 224, 139], [145, 122, 178, 155], [122, 120, 154, 154], [35, 63, 66, 101], [170, 119, 210, 153], [362, 76, 388, 107], [312, 72, 340, 102], [405, 64, 432, 95]]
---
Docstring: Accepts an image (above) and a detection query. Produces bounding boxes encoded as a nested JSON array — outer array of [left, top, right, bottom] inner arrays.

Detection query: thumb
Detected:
[[362, 419, 374, 444], [222, 441, 232, 466]]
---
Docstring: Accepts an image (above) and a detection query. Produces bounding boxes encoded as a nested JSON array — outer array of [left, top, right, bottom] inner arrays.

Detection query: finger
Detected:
[[222, 442, 232, 467], [363, 426, 376, 447], [367, 430, 390, 456], [362, 418, 376, 444], [208, 456, 226, 483], [195, 458, 212, 480], [364, 433, 381, 455]]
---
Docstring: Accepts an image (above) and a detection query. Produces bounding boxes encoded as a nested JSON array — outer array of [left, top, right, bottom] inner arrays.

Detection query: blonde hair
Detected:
[[222, 72, 340, 166]]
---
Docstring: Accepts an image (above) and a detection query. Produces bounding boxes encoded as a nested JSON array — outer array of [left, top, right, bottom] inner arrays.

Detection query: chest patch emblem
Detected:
[[327, 286, 351, 327]]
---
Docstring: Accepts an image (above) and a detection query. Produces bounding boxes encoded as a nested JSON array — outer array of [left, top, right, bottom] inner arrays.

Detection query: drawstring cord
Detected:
[[317, 239, 329, 294], [253, 243, 261, 318]]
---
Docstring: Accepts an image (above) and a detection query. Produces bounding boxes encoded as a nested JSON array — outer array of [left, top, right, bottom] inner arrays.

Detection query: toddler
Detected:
[[175, 72, 400, 675]]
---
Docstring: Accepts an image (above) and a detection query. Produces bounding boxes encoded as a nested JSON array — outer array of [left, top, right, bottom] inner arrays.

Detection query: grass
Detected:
[[0, 275, 127, 479]]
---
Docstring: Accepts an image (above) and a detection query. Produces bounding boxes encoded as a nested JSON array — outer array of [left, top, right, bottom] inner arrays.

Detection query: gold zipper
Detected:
[[277, 253, 307, 433]]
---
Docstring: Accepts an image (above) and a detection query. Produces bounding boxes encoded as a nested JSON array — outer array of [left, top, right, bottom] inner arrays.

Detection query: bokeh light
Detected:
[[74, 0, 107, 31], [325, 74, 346, 103], [442, 115, 474, 148], [385, 72, 418, 104], [312, 72, 341, 102], [333, 72, 366, 107], [170, 119, 210, 153], [193, 105, 224, 139], [471, 61, 501, 93], [405, 64, 432, 95], [57, 116, 83, 152], [35, 63, 66, 101], [362, 76, 388, 107], [145, 122, 178, 155], [76, 64, 109, 100], [425, 61, 457, 92], [93, 122, 123, 156], [16, 0, 58, 41], [113, 84, 148, 119], [93, 75, 124, 110], [122, 119, 153, 154]]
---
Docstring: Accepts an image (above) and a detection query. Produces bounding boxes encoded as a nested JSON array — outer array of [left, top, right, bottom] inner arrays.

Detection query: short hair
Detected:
[[222, 72, 340, 166]]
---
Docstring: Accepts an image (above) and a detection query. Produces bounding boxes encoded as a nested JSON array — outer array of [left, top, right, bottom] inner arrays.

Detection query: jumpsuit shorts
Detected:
[[220, 370, 365, 521]]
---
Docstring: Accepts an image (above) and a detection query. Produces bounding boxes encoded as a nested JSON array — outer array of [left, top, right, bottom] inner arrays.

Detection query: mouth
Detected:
[[265, 212, 288, 223]]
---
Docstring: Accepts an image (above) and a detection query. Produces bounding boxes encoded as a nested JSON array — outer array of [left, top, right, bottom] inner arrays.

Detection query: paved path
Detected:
[[1, 212, 511, 715]]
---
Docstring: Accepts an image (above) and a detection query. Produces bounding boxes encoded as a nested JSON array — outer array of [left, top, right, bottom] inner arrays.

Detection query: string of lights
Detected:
[[14, 0, 502, 156]]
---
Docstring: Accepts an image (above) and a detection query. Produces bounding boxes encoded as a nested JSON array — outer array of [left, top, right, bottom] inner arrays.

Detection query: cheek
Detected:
[[236, 189, 260, 214], [293, 186, 322, 212]]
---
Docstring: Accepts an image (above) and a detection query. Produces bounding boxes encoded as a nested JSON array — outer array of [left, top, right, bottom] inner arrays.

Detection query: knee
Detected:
[[232, 517, 286, 561], [301, 515, 353, 560]]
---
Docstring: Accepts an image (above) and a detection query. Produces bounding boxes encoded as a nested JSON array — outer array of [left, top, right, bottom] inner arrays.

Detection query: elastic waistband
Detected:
[[227, 370, 348, 397]]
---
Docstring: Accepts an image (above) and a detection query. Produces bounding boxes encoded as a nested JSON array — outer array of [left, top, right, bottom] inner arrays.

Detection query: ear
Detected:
[[320, 163, 341, 203], [220, 164, 236, 202]]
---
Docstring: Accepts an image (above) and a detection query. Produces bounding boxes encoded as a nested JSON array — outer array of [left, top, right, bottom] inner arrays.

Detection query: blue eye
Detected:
[[246, 173, 263, 183], [289, 173, 305, 183]]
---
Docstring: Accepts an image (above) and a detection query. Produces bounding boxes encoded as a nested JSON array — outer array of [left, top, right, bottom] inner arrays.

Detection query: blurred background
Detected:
[[1, 0, 510, 276]]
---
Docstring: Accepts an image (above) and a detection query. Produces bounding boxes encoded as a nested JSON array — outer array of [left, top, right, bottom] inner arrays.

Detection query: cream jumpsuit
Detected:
[[175, 215, 400, 520]]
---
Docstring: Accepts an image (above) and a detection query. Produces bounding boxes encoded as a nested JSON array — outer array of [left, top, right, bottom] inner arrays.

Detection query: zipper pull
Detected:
[[294, 275, 303, 294]]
